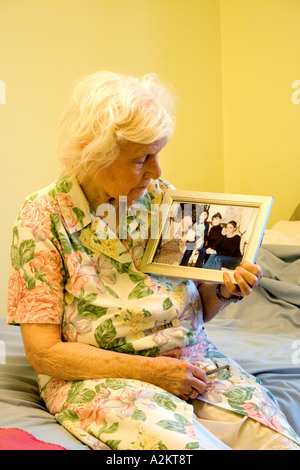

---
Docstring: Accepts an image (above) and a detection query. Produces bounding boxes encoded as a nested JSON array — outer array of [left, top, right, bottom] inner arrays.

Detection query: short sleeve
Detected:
[[7, 195, 65, 325]]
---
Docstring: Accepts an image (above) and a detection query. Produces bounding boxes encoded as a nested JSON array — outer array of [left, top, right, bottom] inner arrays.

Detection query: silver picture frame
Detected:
[[139, 190, 273, 283]]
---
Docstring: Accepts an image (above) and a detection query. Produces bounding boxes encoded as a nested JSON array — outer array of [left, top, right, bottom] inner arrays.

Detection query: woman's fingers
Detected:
[[223, 271, 243, 296], [151, 357, 208, 401], [183, 388, 200, 400], [223, 262, 263, 297], [234, 262, 262, 295], [238, 261, 263, 285], [180, 364, 207, 401], [191, 363, 207, 383]]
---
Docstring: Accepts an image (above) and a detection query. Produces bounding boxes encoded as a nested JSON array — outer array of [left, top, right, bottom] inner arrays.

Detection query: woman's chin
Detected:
[[129, 186, 148, 201]]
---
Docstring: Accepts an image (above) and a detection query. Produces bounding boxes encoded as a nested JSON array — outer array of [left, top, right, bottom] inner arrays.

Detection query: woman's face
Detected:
[[94, 137, 167, 203], [226, 223, 236, 235], [198, 211, 208, 224], [212, 216, 221, 226]]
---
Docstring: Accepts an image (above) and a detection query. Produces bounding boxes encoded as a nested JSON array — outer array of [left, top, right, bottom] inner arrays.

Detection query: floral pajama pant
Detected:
[[38, 375, 299, 451]]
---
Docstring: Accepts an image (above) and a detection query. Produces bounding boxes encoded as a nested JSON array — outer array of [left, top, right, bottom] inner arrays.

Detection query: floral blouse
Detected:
[[7, 175, 300, 449]]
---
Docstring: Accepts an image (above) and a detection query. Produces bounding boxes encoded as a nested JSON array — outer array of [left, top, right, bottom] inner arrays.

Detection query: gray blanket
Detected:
[[206, 244, 300, 436]]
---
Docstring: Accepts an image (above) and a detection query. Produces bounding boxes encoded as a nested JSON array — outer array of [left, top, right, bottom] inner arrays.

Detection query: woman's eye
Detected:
[[135, 156, 148, 166]]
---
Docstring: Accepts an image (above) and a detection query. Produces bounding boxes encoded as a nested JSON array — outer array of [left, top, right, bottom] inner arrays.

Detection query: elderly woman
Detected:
[[8, 72, 300, 450]]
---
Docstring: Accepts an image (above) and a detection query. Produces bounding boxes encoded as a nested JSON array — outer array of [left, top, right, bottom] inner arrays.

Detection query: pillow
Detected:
[[263, 221, 300, 245]]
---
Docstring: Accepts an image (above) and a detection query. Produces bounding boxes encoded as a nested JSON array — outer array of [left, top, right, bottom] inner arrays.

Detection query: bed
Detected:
[[1, 218, 299, 450]]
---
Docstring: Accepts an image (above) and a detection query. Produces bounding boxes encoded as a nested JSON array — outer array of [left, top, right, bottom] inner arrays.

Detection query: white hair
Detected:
[[57, 71, 176, 182]]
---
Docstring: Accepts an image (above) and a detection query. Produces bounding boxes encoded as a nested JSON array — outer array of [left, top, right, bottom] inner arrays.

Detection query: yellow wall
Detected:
[[0, 0, 223, 316], [221, 0, 300, 226], [1, 0, 299, 317]]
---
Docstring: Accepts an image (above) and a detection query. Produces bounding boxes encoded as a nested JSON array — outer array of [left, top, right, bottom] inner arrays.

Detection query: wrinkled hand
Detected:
[[222, 261, 263, 298], [151, 356, 207, 401]]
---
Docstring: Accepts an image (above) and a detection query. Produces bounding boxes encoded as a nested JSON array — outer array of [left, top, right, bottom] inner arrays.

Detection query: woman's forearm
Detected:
[[42, 341, 155, 382], [21, 323, 153, 383], [20, 323, 207, 400]]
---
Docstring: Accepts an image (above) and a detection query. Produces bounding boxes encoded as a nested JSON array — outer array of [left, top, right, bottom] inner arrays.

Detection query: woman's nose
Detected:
[[145, 154, 161, 180]]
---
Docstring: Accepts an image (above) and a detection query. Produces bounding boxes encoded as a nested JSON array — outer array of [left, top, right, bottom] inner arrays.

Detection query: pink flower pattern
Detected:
[[7, 271, 27, 322], [16, 285, 63, 323], [65, 253, 91, 292], [19, 194, 58, 241], [39, 378, 71, 415], [56, 192, 79, 229], [29, 250, 63, 292]]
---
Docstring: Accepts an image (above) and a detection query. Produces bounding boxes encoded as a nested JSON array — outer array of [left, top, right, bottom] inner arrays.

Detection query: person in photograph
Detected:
[[193, 207, 210, 267], [7, 71, 299, 450], [204, 220, 243, 270], [206, 212, 223, 250], [180, 206, 209, 267], [204, 211, 223, 264]]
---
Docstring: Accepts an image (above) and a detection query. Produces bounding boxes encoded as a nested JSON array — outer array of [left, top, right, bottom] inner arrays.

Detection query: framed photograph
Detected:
[[139, 190, 273, 283]]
